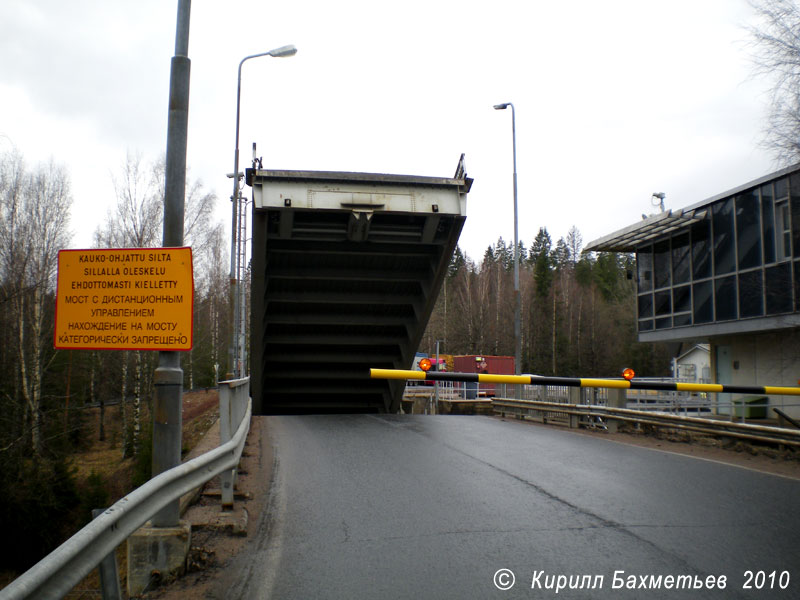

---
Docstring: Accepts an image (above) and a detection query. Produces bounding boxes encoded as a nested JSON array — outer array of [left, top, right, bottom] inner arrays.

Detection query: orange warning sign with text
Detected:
[[54, 247, 194, 351]]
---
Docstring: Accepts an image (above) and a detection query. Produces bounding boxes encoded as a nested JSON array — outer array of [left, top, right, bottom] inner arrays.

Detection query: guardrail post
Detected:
[[219, 381, 235, 509], [606, 388, 627, 432], [92, 509, 122, 600], [568, 388, 581, 428]]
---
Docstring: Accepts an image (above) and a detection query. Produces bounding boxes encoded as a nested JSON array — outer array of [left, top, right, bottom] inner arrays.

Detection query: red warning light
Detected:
[[419, 358, 432, 372], [622, 368, 635, 381]]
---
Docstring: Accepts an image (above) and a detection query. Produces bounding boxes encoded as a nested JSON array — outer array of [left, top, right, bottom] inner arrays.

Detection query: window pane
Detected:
[[738, 270, 763, 318], [765, 263, 792, 314], [637, 247, 653, 292], [762, 184, 775, 264], [638, 294, 653, 318], [791, 173, 800, 258], [736, 191, 761, 270], [672, 233, 690, 284], [654, 240, 671, 288], [796, 261, 800, 312], [673, 313, 692, 327], [777, 202, 791, 261], [713, 200, 735, 275], [654, 290, 671, 316], [693, 281, 713, 323], [692, 219, 711, 279], [673, 285, 691, 313], [776, 177, 788, 200], [715, 276, 737, 321], [639, 319, 654, 332], [655, 316, 672, 329]]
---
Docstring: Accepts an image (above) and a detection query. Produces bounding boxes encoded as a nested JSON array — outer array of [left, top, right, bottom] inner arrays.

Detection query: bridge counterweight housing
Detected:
[[248, 159, 471, 414]]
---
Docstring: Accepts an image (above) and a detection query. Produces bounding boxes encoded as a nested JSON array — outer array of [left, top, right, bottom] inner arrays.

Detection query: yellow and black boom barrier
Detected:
[[369, 369, 800, 397]]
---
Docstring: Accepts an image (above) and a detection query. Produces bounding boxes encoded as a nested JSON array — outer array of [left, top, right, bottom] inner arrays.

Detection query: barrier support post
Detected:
[[92, 509, 122, 600], [568, 388, 581, 429], [607, 388, 627, 432]]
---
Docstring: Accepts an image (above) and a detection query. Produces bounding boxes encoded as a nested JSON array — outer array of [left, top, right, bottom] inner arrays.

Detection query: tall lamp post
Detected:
[[228, 44, 297, 379], [493, 102, 521, 377]]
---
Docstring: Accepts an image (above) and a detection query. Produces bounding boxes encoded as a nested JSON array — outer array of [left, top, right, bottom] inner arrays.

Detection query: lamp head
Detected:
[[493, 103, 510, 110], [268, 44, 298, 58]]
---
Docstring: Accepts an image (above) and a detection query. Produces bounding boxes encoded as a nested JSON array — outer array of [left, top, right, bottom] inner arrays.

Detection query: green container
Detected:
[[733, 395, 768, 419]]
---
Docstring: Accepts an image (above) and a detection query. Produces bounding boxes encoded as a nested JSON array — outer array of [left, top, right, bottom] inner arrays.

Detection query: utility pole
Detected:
[[152, 0, 191, 527]]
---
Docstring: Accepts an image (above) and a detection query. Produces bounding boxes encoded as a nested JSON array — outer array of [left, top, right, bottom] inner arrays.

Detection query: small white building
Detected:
[[673, 344, 710, 383]]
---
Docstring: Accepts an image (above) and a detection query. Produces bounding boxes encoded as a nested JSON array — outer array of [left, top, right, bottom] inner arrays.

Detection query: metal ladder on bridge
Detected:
[[234, 191, 249, 375]]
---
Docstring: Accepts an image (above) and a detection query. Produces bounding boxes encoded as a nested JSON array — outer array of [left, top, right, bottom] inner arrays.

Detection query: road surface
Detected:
[[216, 415, 800, 599]]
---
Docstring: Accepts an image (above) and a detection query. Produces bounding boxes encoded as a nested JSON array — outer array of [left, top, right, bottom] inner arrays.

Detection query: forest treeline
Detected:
[[421, 227, 673, 378]]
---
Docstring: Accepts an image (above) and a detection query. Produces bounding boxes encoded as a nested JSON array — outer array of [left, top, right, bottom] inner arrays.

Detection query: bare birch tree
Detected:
[[94, 151, 161, 457], [0, 152, 72, 456], [748, 0, 800, 164]]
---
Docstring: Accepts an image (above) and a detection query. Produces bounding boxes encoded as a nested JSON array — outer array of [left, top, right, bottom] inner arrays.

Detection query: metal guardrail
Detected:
[[774, 407, 800, 429], [493, 398, 800, 447], [0, 380, 252, 600]]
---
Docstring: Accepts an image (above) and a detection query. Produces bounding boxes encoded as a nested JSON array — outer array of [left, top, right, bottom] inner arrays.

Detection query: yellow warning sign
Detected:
[[54, 247, 194, 351]]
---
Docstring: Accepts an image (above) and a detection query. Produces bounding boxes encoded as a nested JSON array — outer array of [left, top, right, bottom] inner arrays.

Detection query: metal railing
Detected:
[[405, 381, 518, 402], [0, 378, 251, 600], [492, 381, 800, 421], [404, 381, 497, 414], [493, 397, 800, 447]]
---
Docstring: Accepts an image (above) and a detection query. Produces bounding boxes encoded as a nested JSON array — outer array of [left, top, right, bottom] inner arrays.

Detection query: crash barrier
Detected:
[[0, 379, 251, 600], [492, 398, 800, 447]]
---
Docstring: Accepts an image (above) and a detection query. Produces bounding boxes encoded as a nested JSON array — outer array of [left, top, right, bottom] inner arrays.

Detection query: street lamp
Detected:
[[494, 102, 521, 377], [228, 44, 297, 379]]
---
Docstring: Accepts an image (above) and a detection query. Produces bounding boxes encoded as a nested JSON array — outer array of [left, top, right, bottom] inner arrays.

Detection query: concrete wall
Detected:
[[711, 330, 800, 420]]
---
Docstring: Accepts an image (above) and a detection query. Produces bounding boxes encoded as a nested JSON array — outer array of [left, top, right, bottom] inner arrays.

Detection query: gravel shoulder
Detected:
[[143, 416, 273, 599]]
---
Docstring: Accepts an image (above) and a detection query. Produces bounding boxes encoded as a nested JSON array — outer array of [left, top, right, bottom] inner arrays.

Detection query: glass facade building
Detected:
[[586, 164, 800, 419], [587, 164, 800, 342]]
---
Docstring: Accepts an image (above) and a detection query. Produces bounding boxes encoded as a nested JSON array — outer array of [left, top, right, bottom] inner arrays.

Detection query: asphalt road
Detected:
[[221, 415, 800, 599]]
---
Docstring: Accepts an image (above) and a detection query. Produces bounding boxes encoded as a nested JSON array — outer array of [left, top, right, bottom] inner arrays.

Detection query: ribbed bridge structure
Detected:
[[248, 158, 471, 414]]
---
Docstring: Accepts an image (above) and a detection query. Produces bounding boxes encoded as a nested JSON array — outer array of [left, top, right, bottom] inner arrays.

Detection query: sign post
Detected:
[[151, 0, 192, 530]]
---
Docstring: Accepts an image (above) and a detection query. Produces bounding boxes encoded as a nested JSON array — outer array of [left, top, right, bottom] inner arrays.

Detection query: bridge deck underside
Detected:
[[251, 208, 464, 414]]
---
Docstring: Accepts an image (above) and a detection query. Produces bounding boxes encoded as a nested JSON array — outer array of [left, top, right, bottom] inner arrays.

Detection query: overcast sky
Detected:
[[0, 0, 780, 262]]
